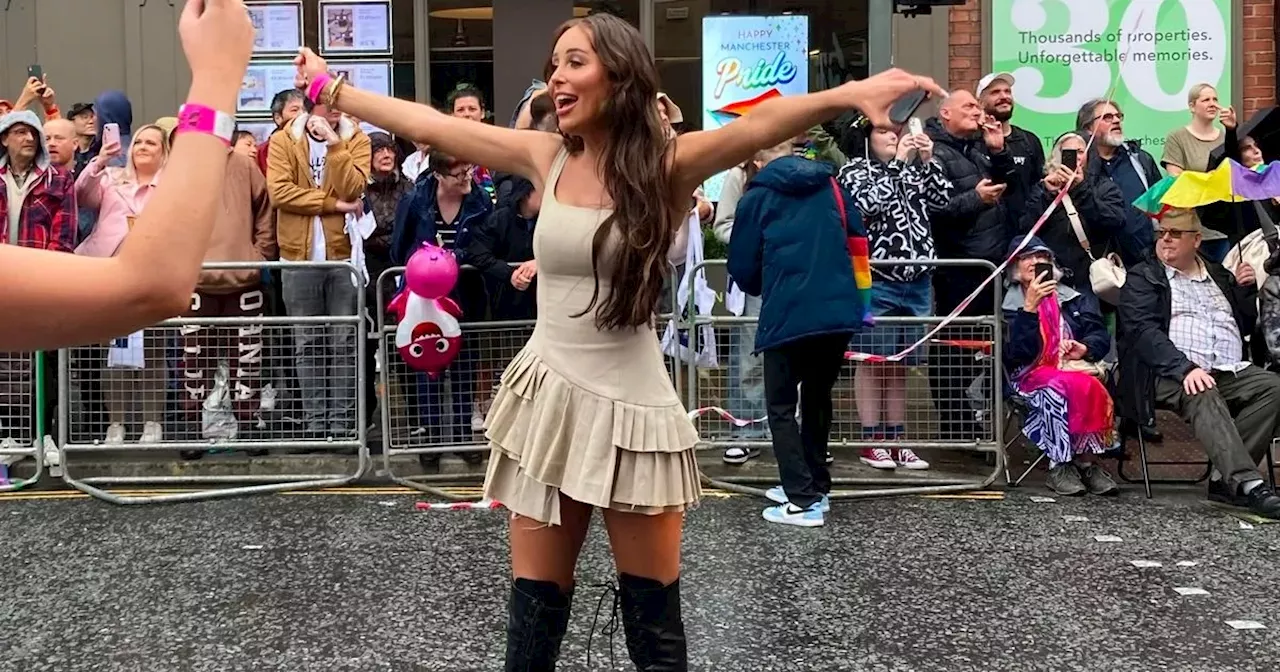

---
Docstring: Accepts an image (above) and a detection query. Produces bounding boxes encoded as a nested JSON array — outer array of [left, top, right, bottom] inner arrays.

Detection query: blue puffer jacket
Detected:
[[727, 155, 871, 353]]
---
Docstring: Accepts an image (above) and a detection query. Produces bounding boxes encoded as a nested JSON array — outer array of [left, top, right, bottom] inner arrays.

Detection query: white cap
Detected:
[[656, 92, 683, 124], [977, 72, 1016, 97]]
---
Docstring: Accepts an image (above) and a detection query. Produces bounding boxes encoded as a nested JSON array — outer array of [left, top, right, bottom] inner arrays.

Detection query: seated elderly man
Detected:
[[1117, 208, 1280, 519]]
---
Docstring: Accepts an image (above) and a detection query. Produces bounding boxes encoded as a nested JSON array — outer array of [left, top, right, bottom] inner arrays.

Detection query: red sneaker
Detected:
[[859, 448, 896, 470]]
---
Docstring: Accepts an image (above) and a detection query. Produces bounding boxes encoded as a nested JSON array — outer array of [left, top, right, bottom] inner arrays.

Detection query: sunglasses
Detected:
[[1092, 112, 1124, 123], [1155, 228, 1192, 240]]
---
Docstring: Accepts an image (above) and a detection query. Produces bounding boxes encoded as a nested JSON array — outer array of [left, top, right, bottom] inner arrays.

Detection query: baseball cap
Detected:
[[656, 92, 683, 125], [67, 102, 94, 120], [977, 72, 1016, 97]]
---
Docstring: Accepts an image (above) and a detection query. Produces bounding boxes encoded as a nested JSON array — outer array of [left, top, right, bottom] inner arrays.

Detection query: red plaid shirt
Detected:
[[0, 163, 76, 253]]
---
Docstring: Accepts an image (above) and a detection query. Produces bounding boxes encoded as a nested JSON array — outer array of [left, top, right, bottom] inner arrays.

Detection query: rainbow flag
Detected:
[[845, 233, 874, 327], [1135, 160, 1280, 214]]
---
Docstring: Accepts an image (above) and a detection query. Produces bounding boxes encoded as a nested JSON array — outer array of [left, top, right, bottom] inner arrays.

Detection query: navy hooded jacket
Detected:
[[390, 173, 494, 266], [727, 155, 871, 353], [89, 90, 133, 167]]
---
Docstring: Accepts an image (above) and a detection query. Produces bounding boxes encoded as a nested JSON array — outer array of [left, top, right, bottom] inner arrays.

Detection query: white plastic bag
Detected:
[[661, 212, 718, 368]]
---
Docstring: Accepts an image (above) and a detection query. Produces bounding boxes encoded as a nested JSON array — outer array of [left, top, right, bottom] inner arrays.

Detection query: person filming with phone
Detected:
[[1004, 238, 1117, 497], [923, 89, 1015, 438], [1016, 132, 1126, 299]]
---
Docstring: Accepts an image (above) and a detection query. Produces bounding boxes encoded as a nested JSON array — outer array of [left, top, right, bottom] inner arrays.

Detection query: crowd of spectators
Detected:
[[2, 67, 1278, 521]]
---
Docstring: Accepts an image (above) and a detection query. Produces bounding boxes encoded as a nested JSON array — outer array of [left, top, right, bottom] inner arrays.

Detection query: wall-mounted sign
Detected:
[[320, 0, 393, 55], [990, 0, 1233, 152], [701, 14, 810, 201], [329, 60, 393, 99], [247, 1, 303, 54]]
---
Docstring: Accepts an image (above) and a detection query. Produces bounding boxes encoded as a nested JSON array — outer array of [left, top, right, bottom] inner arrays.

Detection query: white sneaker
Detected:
[[471, 402, 485, 432], [105, 423, 125, 445], [139, 421, 163, 444], [894, 448, 930, 470]]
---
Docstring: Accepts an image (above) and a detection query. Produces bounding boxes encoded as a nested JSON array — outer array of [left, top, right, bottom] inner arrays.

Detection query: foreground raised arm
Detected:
[[672, 69, 945, 195], [295, 49, 560, 188], [0, 0, 253, 351]]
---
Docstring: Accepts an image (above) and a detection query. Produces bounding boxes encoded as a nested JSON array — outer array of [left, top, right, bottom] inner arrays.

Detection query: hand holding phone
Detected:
[[889, 89, 930, 126], [27, 65, 44, 91], [908, 117, 923, 137], [1061, 148, 1078, 171]]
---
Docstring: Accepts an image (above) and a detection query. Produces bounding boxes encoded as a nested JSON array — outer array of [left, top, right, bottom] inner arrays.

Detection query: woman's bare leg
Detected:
[[509, 493, 594, 589], [854, 362, 882, 429], [503, 494, 594, 672], [602, 508, 688, 671]]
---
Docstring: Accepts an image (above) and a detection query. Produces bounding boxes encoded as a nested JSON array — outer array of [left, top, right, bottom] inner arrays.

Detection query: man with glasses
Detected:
[[1116, 208, 1280, 519], [1077, 98, 1162, 267], [390, 150, 493, 466]]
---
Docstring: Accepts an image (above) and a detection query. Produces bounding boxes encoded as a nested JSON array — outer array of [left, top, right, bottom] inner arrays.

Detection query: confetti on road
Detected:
[[1094, 535, 1123, 543], [1238, 520, 1255, 530], [242, 545, 264, 550], [1176, 561, 1199, 567], [1030, 496, 1056, 503], [1130, 560, 1163, 568], [1063, 515, 1089, 523], [1173, 587, 1209, 596], [1225, 620, 1266, 630]]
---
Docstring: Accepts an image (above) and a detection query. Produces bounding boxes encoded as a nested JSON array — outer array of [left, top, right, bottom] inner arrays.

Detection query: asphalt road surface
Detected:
[[0, 487, 1275, 671]]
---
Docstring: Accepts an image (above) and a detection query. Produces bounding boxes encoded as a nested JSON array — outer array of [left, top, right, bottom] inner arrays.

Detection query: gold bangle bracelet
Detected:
[[323, 73, 347, 108]]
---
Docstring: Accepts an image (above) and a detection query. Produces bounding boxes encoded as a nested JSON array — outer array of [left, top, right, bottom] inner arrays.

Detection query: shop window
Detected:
[[428, 0, 496, 113]]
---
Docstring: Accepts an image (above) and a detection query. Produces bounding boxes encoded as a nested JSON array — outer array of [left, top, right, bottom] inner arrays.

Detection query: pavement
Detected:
[[0, 484, 1276, 671]]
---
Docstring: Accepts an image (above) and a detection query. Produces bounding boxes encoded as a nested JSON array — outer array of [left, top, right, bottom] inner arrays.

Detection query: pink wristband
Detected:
[[307, 73, 333, 104], [174, 103, 234, 146]]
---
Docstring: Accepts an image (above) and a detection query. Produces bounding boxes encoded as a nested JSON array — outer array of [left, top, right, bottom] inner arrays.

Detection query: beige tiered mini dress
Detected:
[[482, 147, 702, 525]]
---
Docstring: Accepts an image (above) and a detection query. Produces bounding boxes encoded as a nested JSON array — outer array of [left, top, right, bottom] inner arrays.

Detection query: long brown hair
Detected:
[[545, 14, 677, 330]]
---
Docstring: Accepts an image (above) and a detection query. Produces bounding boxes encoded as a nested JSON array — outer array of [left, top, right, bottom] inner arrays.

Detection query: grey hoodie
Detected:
[[0, 110, 55, 243], [0, 110, 52, 173]]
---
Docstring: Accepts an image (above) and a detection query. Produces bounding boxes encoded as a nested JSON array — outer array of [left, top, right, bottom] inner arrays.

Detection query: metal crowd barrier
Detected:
[[376, 263, 682, 500], [682, 258, 1006, 500], [0, 351, 47, 491], [56, 261, 369, 504]]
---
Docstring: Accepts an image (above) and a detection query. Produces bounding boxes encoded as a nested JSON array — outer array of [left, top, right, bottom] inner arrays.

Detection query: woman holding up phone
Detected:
[[1016, 132, 1126, 299]]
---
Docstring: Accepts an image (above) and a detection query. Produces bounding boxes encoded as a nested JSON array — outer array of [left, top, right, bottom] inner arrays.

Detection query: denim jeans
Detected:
[[727, 295, 767, 439], [282, 267, 358, 433], [414, 342, 478, 443]]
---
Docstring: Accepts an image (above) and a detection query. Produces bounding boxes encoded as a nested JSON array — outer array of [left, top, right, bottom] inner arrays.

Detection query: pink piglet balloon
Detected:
[[389, 243, 463, 378]]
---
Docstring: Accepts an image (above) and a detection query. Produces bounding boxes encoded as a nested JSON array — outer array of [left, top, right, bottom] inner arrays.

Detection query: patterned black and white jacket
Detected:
[[837, 156, 953, 283]]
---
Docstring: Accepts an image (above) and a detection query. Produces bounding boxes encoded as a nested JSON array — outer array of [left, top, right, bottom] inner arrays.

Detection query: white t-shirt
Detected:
[[308, 136, 329, 262]]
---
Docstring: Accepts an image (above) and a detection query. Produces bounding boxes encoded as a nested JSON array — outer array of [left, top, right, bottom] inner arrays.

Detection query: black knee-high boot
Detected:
[[618, 573, 688, 671], [505, 578, 573, 672]]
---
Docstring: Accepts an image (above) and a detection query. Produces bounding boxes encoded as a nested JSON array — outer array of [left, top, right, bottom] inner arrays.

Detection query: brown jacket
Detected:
[[267, 114, 370, 261], [199, 152, 277, 293]]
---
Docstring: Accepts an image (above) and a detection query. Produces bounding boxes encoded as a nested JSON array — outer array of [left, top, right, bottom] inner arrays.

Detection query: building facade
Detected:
[[1, 1, 1270, 131]]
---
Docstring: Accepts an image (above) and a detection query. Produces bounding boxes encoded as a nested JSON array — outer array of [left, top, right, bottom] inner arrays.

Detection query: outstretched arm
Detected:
[[671, 69, 944, 195], [296, 49, 561, 188], [0, 0, 252, 351]]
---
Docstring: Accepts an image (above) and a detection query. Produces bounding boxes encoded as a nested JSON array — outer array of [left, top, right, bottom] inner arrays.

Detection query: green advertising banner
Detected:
[[991, 0, 1233, 153]]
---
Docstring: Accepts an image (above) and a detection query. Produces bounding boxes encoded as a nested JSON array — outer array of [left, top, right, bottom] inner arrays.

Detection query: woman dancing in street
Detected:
[[294, 14, 940, 670], [0, 0, 253, 351]]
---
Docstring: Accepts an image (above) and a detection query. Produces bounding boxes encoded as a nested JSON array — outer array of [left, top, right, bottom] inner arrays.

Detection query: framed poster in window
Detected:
[[238, 61, 300, 115], [328, 60, 394, 98], [319, 0, 392, 56], [246, 1, 303, 55]]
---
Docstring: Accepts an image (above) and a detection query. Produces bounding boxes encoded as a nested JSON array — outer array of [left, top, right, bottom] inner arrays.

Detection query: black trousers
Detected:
[[763, 333, 849, 509]]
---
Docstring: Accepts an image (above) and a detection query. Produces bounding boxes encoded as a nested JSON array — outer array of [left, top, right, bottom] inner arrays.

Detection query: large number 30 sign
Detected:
[[993, 0, 1232, 147]]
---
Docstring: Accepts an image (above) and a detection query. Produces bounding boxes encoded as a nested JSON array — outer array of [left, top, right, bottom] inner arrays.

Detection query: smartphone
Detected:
[[103, 123, 120, 147], [1061, 148, 1079, 171], [27, 64, 44, 91], [1034, 262, 1055, 282], [889, 89, 931, 126], [908, 117, 923, 137]]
